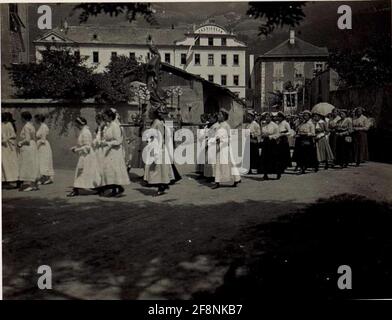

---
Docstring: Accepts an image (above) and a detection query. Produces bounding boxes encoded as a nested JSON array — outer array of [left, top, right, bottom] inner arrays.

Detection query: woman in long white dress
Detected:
[[204, 113, 220, 182], [2, 112, 19, 187], [67, 117, 101, 197], [101, 109, 130, 197], [34, 114, 54, 184], [92, 113, 106, 195], [212, 108, 241, 189], [17, 111, 39, 191], [143, 107, 174, 196]]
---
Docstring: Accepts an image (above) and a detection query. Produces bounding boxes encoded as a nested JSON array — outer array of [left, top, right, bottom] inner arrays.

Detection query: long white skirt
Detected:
[[144, 147, 173, 185], [102, 146, 130, 186], [37, 141, 54, 177], [214, 145, 241, 184], [2, 143, 19, 182], [74, 151, 102, 189], [19, 141, 39, 182]]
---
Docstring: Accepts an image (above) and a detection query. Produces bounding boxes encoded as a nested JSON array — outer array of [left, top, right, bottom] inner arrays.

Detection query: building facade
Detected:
[[252, 30, 329, 113], [34, 22, 248, 98]]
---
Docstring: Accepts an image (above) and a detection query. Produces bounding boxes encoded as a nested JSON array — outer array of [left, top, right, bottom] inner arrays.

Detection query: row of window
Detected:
[[179, 53, 239, 66], [203, 74, 239, 86], [194, 37, 227, 46], [80, 50, 241, 67], [273, 61, 325, 78]]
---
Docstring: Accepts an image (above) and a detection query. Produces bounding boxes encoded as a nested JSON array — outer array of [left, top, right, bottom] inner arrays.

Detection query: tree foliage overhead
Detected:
[[247, 1, 307, 36], [8, 47, 97, 100], [73, 3, 157, 25]]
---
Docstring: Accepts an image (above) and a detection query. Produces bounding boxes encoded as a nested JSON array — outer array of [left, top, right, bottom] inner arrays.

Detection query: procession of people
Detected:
[[2, 105, 373, 197]]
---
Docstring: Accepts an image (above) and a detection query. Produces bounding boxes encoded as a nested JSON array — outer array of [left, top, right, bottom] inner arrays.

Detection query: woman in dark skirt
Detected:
[[245, 111, 261, 174], [352, 107, 369, 166], [335, 109, 353, 168], [294, 110, 318, 174], [275, 111, 292, 174], [259, 112, 280, 180]]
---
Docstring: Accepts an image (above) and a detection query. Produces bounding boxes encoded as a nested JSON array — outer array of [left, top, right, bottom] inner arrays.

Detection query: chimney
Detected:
[[289, 30, 295, 45]]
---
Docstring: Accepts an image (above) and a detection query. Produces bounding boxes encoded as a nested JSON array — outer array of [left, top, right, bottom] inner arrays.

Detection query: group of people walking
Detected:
[[2, 111, 54, 191], [2, 105, 372, 196], [238, 106, 372, 179]]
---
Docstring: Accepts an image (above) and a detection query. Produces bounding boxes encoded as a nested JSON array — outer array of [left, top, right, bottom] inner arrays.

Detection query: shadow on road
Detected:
[[3, 194, 392, 300], [197, 194, 392, 301]]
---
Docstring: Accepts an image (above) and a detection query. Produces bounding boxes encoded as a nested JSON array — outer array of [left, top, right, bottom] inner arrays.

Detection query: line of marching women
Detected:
[[239, 106, 372, 179], [2, 111, 54, 191], [67, 108, 130, 197], [196, 108, 241, 189]]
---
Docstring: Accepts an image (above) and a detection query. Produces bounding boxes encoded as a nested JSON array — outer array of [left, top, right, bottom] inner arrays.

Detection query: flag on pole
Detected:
[[184, 34, 200, 70]]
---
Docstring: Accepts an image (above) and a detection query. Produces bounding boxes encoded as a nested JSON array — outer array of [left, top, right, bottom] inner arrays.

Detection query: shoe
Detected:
[[211, 183, 220, 189], [42, 179, 53, 185], [67, 191, 79, 197], [106, 190, 118, 197], [21, 186, 34, 192], [117, 186, 125, 195], [154, 190, 165, 197], [232, 181, 241, 187]]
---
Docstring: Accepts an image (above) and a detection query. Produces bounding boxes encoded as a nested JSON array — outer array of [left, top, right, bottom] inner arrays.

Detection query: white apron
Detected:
[[36, 123, 54, 177]]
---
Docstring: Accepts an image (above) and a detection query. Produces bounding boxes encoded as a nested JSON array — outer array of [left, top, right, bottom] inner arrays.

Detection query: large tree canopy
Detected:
[[8, 47, 97, 100], [247, 1, 307, 36], [8, 47, 146, 102], [94, 55, 146, 104], [329, 35, 392, 88]]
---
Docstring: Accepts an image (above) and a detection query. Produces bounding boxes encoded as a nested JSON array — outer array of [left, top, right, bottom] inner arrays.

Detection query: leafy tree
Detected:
[[73, 3, 157, 25], [329, 35, 392, 88], [8, 46, 97, 100], [247, 2, 307, 36], [94, 55, 146, 104]]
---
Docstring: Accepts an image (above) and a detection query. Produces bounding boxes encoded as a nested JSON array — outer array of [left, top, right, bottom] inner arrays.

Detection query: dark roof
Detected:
[[35, 26, 189, 46], [260, 36, 329, 59], [160, 62, 246, 106]]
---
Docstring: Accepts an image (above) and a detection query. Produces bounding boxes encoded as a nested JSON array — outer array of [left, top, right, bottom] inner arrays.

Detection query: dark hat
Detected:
[[276, 111, 285, 119]]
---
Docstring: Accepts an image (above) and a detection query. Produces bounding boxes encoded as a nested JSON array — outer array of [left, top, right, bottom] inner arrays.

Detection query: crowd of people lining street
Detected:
[[2, 105, 374, 197]]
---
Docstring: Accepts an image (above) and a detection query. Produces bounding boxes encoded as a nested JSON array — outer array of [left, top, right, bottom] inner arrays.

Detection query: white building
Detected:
[[34, 22, 249, 98]]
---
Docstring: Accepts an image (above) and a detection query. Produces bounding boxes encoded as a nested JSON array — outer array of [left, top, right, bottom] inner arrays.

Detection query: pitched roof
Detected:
[[35, 25, 189, 46], [160, 62, 246, 106], [261, 36, 329, 58]]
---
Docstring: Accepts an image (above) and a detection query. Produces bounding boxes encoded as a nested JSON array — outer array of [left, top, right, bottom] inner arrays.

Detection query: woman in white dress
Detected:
[[143, 107, 174, 196], [18, 111, 39, 191], [101, 109, 130, 197], [212, 108, 241, 189], [204, 113, 220, 182], [34, 114, 54, 184], [92, 113, 106, 195], [2, 112, 19, 187], [67, 117, 101, 197]]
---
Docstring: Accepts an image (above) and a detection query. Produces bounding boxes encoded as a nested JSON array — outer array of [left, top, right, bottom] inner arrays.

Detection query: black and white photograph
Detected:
[[1, 0, 392, 308]]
